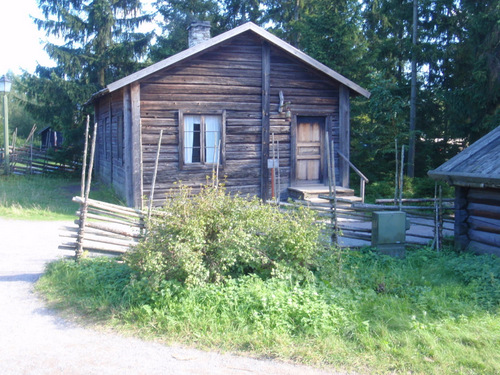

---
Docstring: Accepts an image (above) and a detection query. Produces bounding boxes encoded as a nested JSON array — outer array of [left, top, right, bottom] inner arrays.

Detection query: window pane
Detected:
[[205, 115, 221, 163], [184, 115, 201, 163], [192, 122, 201, 162]]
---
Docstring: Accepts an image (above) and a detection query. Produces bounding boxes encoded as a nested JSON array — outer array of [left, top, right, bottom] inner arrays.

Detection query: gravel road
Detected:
[[0, 218, 342, 375]]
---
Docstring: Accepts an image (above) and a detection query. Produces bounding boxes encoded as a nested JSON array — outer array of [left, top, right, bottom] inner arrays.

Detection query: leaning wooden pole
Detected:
[[438, 185, 443, 252], [75, 122, 98, 260], [80, 115, 90, 198], [216, 139, 221, 187], [147, 129, 163, 221], [271, 132, 276, 201], [326, 132, 333, 197], [331, 139, 339, 241], [325, 132, 336, 244], [394, 138, 399, 204], [399, 145, 405, 211], [277, 138, 281, 203]]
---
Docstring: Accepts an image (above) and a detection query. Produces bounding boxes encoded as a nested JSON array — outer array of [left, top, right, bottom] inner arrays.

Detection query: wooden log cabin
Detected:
[[428, 126, 500, 256], [89, 22, 370, 208]]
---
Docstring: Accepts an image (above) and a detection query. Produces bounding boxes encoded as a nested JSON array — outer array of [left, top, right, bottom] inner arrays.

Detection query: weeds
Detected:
[[37, 248, 500, 374]]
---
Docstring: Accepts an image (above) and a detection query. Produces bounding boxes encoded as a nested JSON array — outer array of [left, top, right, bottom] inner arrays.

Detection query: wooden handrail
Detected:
[[337, 151, 369, 203], [337, 151, 369, 183]]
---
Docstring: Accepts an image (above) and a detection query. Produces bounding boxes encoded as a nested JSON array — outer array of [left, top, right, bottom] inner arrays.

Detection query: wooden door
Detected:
[[296, 117, 325, 183]]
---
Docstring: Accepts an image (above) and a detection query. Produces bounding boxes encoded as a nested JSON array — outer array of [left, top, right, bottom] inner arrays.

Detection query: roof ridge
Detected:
[[101, 22, 369, 98]]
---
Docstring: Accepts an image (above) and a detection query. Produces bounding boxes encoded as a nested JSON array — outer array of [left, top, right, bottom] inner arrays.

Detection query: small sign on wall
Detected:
[[267, 159, 278, 169]]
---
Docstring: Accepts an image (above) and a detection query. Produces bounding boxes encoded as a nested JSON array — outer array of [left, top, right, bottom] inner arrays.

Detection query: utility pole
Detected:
[[0, 75, 12, 174], [408, 0, 418, 177]]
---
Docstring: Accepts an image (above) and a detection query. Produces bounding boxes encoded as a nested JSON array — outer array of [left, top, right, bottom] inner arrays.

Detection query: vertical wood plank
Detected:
[[455, 186, 469, 251], [131, 82, 143, 209], [109, 93, 113, 185], [123, 86, 134, 207], [339, 85, 350, 188], [325, 116, 333, 185], [290, 115, 297, 184], [178, 110, 185, 169], [221, 109, 227, 165], [261, 42, 271, 200]]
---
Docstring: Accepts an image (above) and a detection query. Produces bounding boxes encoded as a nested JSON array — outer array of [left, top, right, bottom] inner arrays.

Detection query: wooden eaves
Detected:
[[428, 125, 500, 188], [92, 22, 370, 100]]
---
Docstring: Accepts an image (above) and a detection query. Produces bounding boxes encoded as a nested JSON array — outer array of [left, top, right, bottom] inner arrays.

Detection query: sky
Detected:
[[0, 0, 55, 75], [0, 0, 156, 76]]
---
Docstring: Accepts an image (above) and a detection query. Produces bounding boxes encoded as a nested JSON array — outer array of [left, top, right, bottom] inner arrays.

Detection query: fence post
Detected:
[[147, 129, 163, 221], [76, 122, 98, 260], [80, 115, 90, 198]]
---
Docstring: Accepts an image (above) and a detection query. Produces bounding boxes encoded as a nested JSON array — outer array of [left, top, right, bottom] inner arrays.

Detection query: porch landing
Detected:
[[288, 184, 362, 204]]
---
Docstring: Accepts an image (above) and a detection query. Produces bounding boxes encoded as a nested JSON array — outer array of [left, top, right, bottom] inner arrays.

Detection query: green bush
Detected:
[[126, 184, 324, 287], [365, 176, 454, 203]]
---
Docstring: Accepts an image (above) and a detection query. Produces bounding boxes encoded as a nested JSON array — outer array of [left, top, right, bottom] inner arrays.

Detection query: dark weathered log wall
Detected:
[[94, 90, 127, 199], [140, 33, 263, 204], [270, 47, 341, 196], [95, 31, 345, 206], [94, 97, 110, 183], [464, 187, 500, 256]]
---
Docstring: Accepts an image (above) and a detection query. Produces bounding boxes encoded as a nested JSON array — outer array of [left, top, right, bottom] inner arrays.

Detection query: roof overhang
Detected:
[[428, 170, 500, 189], [90, 22, 370, 102], [86, 87, 109, 106]]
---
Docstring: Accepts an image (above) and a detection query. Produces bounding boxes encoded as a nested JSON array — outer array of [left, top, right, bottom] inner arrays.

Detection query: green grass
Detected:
[[0, 174, 124, 220], [36, 248, 500, 374]]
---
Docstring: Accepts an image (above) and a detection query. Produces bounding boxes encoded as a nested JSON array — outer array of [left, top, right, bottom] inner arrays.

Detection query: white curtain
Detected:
[[205, 115, 221, 163], [184, 115, 197, 163]]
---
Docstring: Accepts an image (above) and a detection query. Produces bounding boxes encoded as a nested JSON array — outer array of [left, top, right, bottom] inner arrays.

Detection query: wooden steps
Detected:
[[288, 184, 361, 205]]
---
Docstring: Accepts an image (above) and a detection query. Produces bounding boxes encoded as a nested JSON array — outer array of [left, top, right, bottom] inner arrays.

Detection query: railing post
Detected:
[[361, 179, 365, 203]]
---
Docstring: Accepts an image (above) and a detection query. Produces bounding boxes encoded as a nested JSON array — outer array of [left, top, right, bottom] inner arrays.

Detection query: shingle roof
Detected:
[[92, 22, 370, 100], [428, 126, 500, 187]]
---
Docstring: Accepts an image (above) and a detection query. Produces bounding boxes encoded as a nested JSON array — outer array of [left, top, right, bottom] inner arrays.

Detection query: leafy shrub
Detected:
[[447, 253, 500, 308], [126, 183, 324, 287]]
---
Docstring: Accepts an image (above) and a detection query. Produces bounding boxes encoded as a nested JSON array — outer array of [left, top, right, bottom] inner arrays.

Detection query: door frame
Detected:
[[290, 114, 332, 186]]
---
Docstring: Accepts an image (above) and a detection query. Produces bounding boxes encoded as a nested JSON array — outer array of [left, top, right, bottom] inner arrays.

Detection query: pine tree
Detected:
[[149, 0, 220, 62], [19, 0, 153, 162], [35, 0, 152, 87]]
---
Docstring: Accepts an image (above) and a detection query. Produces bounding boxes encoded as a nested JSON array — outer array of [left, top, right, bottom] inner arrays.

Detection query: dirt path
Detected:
[[0, 218, 341, 375]]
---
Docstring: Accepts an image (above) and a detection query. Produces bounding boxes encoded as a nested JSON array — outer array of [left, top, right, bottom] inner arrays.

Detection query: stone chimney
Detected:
[[188, 21, 211, 48]]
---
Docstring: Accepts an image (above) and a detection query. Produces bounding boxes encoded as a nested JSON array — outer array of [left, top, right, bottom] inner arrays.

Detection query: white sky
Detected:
[[0, 0, 55, 74], [0, 0, 156, 76]]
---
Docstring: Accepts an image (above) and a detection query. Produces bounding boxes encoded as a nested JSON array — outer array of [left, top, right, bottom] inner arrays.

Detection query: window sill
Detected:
[[181, 163, 224, 171]]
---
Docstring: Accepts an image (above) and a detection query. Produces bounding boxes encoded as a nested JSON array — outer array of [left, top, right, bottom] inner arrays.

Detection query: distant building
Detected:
[[38, 126, 63, 149], [428, 126, 500, 255]]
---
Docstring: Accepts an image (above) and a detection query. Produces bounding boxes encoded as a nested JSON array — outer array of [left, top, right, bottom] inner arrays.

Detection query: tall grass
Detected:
[[0, 174, 123, 220], [36, 248, 500, 374]]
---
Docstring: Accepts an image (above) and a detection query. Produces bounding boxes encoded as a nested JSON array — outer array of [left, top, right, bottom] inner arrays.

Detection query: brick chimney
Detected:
[[188, 21, 211, 48]]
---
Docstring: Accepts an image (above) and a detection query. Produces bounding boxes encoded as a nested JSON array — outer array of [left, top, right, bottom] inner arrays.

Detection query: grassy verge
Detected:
[[0, 174, 123, 220], [36, 248, 500, 374]]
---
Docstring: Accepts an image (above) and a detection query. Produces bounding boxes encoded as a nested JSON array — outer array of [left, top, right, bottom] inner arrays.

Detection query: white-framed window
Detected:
[[179, 111, 225, 167]]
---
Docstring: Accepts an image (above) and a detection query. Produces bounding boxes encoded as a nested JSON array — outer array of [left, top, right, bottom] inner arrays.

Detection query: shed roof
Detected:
[[428, 126, 500, 188], [92, 22, 370, 101]]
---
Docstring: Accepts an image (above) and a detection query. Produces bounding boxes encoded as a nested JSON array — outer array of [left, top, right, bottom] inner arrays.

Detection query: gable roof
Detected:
[[428, 126, 500, 188], [99, 22, 370, 99]]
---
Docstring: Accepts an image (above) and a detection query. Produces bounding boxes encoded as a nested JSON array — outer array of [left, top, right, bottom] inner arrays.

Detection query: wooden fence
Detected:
[[277, 196, 454, 249], [62, 194, 454, 257], [9, 146, 80, 175], [1, 125, 79, 175], [60, 196, 145, 256]]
